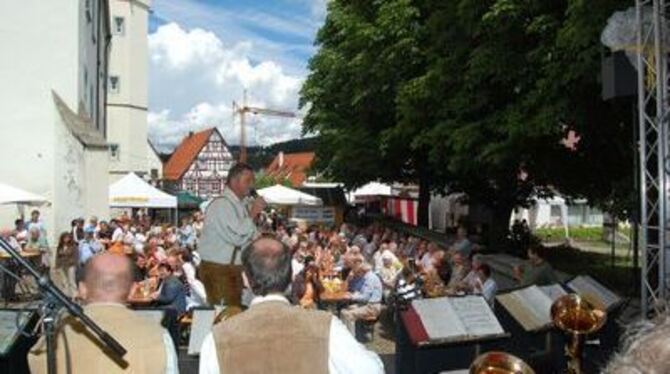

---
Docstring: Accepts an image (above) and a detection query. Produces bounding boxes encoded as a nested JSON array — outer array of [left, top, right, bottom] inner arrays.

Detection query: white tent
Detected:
[[0, 182, 49, 205], [109, 173, 177, 208], [347, 181, 392, 203], [258, 184, 322, 206]]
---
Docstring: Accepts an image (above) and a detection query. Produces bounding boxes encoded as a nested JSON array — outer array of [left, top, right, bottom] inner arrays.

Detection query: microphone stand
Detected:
[[0, 237, 126, 374]]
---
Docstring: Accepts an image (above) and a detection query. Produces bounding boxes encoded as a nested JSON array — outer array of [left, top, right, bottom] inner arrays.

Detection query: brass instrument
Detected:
[[550, 294, 607, 374], [469, 351, 535, 374]]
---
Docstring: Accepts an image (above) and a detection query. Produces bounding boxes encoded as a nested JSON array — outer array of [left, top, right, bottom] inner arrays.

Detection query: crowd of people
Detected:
[[0, 162, 592, 374], [0, 207, 562, 342]]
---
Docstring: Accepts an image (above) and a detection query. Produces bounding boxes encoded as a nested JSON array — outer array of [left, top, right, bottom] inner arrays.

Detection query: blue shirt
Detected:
[[348, 270, 383, 304], [79, 239, 103, 264]]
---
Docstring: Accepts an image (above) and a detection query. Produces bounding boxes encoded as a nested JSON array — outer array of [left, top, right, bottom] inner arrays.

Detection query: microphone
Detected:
[[249, 188, 259, 198]]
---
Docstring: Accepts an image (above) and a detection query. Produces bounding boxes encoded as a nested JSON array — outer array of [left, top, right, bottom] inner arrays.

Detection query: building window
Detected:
[[91, 0, 97, 44], [85, 0, 92, 22], [113, 16, 125, 36], [89, 85, 94, 121], [150, 169, 159, 180], [109, 144, 120, 161], [109, 76, 120, 94], [212, 180, 222, 195]]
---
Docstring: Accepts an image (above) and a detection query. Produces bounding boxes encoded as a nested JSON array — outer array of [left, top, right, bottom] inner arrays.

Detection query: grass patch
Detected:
[[543, 244, 639, 298], [534, 226, 604, 241]]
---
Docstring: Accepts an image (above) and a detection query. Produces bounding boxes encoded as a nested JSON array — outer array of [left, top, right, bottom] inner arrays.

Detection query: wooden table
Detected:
[[127, 294, 153, 306], [0, 251, 41, 260]]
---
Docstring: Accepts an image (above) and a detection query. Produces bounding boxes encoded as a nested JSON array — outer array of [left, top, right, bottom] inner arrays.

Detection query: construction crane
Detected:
[[232, 90, 297, 163]]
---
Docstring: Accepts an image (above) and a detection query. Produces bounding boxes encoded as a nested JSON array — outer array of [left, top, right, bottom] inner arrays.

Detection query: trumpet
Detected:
[[469, 351, 534, 374], [551, 294, 607, 374]]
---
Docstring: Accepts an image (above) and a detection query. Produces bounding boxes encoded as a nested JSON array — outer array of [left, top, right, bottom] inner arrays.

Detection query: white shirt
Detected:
[[198, 295, 385, 374], [479, 277, 498, 307], [112, 227, 125, 242]]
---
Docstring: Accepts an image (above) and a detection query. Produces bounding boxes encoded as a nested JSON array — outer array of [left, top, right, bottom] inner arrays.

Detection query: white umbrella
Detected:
[[0, 182, 49, 205], [347, 181, 392, 203], [258, 184, 323, 206]]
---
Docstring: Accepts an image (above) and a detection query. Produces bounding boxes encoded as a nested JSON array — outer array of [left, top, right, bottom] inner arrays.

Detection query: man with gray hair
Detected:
[[199, 237, 384, 374], [341, 256, 383, 339], [199, 162, 266, 316], [604, 314, 670, 373]]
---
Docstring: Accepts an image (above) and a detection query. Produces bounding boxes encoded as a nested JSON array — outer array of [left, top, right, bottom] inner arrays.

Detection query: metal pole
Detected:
[[240, 90, 247, 163], [654, 0, 669, 305], [636, 0, 650, 316]]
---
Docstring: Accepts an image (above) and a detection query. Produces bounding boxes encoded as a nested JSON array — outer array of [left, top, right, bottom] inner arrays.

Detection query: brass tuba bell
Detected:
[[551, 294, 607, 374], [469, 351, 535, 374]]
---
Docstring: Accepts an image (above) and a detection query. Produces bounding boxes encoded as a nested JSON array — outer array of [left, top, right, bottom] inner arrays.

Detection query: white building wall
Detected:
[[0, 0, 109, 243], [107, 0, 151, 179], [147, 142, 163, 181], [0, 0, 79, 238]]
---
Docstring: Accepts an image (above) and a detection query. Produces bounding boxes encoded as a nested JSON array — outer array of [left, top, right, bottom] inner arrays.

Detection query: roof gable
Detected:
[[266, 152, 315, 187], [163, 128, 218, 180]]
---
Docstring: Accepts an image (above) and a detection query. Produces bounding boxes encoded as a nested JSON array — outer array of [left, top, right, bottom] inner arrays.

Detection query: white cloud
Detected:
[[148, 23, 305, 153]]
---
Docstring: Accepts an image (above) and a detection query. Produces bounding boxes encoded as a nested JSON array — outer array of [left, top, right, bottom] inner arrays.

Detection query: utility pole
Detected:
[[232, 90, 297, 163]]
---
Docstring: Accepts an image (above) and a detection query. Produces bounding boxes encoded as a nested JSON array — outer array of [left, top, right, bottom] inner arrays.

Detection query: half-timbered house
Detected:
[[163, 127, 235, 198]]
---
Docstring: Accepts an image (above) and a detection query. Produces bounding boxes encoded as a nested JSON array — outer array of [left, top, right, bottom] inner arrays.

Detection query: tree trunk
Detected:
[[488, 202, 515, 253], [417, 168, 431, 228]]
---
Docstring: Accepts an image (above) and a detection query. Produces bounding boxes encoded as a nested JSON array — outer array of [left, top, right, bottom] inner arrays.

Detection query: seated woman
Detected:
[[378, 253, 401, 300], [291, 256, 323, 309]]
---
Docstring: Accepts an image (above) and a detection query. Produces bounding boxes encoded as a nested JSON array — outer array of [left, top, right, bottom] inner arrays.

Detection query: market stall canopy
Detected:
[[258, 184, 323, 206], [109, 173, 177, 208], [0, 183, 49, 205], [348, 182, 392, 203], [177, 191, 205, 209]]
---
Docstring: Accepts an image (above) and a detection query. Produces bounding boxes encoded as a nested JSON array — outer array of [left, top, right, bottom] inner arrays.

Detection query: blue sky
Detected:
[[150, 0, 323, 73], [147, 0, 326, 151]]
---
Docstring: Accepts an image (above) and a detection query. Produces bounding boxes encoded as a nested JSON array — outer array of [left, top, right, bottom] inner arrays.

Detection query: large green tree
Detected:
[[302, 0, 635, 241], [300, 0, 440, 226]]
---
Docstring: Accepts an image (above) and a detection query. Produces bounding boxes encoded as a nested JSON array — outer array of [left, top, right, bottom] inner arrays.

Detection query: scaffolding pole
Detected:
[[637, 0, 670, 316]]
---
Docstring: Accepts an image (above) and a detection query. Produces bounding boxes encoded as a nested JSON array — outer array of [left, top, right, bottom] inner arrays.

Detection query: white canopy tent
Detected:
[[0, 183, 49, 206], [109, 173, 177, 208], [347, 182, 392, 203], [258, 184, 323, 206]]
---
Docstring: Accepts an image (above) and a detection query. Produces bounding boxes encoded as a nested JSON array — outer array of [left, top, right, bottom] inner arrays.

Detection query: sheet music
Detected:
[[412, 298, 466, 340], [188, 309, 216, 355], [450, 296, 504, 337], [497, 285, 553, 331], [517, 286, 553, 325], [539, 284, 568, 302], [568, 275, 621, 310]]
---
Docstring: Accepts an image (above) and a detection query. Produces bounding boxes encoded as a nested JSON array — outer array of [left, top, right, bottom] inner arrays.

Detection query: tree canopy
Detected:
[[301, 0, 635, 237]]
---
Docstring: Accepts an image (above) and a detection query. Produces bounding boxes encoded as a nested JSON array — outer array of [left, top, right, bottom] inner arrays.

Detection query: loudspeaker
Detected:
[[602, 50, 637, 100]]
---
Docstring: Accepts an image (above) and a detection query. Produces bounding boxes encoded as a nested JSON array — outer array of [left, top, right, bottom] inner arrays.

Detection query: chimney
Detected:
[[279, 151, 284, 167], [188, 131, 194, 137]]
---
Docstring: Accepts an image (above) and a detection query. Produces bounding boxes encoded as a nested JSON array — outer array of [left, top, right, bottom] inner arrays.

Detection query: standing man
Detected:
[[199, 163, 266, 315]]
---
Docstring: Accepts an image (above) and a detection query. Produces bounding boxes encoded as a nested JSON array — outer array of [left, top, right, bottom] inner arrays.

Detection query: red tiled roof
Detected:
[[163, 128, 216, 181], [266, 152, 315, 187]]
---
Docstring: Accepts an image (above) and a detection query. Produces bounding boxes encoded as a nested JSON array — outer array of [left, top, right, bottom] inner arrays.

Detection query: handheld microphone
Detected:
[[249, 188, 259, 198]]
